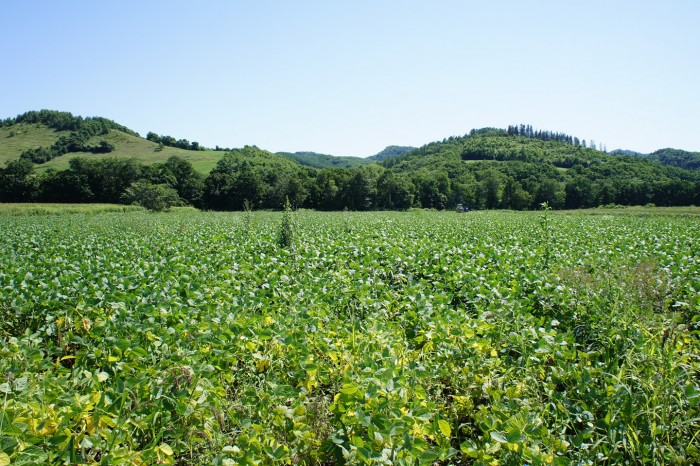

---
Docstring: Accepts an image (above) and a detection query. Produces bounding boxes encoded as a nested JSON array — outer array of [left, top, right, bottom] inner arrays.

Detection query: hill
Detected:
[[647, 148, 700, 171], [610, 149, 647, 157], [610, 148, 700, 171], [275, 145, 416, 168], [0, 110, 225, 174], [368, 145, 415, 161], [381, 127, 700, 209], [276, 151, 374, 169]]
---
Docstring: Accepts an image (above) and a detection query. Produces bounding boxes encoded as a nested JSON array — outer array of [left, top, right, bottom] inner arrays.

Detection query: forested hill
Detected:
[[275, 145, 417, 168], [379, 127, 700, 209], [647, 148, 700, 171], [1, 111, 699, 210], [368, 145, 416, 161], [275, 151, 373, 169], [610, 148, 700, 171]]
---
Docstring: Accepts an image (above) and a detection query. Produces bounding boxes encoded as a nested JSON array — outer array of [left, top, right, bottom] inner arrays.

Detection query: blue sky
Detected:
[[2, 1, 698, 156]]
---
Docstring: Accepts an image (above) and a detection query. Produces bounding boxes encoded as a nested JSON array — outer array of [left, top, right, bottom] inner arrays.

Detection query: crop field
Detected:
[[0, 209, 699, 465]]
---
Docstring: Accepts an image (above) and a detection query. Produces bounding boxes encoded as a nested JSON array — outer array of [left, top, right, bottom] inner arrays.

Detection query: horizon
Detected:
[[2, 1, 699, 157]]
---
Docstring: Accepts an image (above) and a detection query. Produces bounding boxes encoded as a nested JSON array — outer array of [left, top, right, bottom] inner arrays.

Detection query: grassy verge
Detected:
[[0, 203, 145, 216]]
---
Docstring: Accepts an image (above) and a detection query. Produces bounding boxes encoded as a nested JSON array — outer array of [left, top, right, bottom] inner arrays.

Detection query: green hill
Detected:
[[610, 149, 647, 157], [276, 151, 374, 169], [611, 148, 700, 171], [368, 145, 416, 161], [381, 128, 700, 209], [647, 148, 700, 171], [0, 110, 225, 174], [275, 145, 417, 168]]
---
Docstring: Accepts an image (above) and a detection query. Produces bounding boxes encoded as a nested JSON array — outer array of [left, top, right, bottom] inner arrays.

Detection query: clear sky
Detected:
[[2, 1, 698, 157]]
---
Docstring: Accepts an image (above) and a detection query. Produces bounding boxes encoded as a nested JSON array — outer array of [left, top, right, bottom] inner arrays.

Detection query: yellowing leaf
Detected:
[[159, 443, 174, 456], [0, 452, 10, 466], [438, 419, 451, 437]]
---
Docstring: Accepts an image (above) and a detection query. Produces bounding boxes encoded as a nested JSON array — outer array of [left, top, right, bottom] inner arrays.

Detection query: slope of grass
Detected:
[[26, 129, 225, 174], [0, 123, 66, 163]]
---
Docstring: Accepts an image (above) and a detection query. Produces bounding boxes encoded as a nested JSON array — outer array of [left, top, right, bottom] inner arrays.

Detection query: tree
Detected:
[[0, 159, 37, 202], [203, 156, 266, 210], [311, 169, 343, 210], [565, 176, 594, 209], [477, 169, 502, 209], [413, 171, 450, 209], [534, 178, 565, 209], [122, 181, 180, 211], [347, 170, 373, 210], [450, 173, 477, 209], [91, 140, 115, 154], [501, 177, 532, 210], [38, 169, 92, 203], [157, 156, 204, 207], [377, 170, 414, 210]]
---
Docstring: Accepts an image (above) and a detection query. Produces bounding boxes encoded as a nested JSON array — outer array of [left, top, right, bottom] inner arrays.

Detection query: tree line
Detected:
[[1, 146, 698, 211], [507, 124, 603, 151], [1, 110, 138, 135], [146, 132, 204, 151]]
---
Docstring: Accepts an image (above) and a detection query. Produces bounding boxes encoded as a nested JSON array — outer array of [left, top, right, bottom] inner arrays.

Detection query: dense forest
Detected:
[[1, 111, 699, 210]]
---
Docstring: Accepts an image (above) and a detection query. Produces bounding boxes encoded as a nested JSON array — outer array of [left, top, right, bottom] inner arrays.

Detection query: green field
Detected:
[[1, 209, 699, 465]]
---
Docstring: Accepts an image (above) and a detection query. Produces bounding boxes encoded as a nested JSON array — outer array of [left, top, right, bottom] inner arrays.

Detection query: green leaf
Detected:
[[490, 431, 508, 443], [507, 428, 524, 443], [686, 384, 700, 408], [0, 437, 18, 456], [420, 449, 440, 462], [340, 383, 359, 395]]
